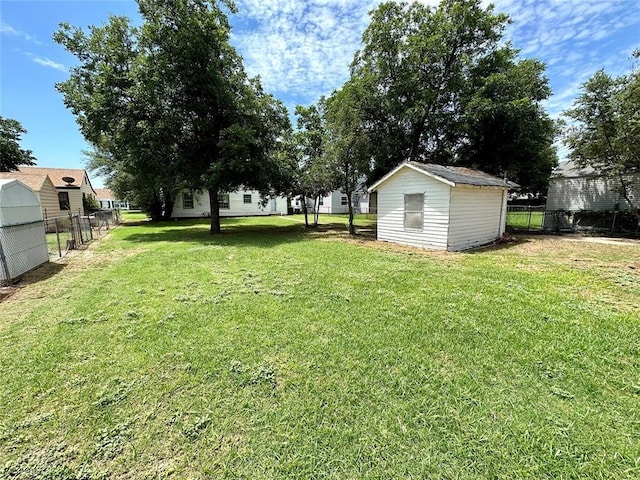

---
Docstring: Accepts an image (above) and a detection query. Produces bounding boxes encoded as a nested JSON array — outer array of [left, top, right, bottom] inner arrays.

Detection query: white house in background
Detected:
[[546, 160, 640, 212], [315, 190, 373, 214], [172, 189, 288, 218], [18, 167, 98, 215], [368, 161, 512, 251], [95, 188, 131, 210], [292, 188, 373, 214]]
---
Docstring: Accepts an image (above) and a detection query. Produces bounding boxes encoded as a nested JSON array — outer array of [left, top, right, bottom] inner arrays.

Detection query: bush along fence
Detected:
[[543, 209, 639, 235], [45, 209, 122, 259]]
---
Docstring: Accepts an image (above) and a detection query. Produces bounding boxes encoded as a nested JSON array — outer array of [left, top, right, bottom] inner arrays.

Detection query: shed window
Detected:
[[404, 193, 423, 230], [243, 194, 252, 204], [183, 191, 194, 209], [219, 194, 230, 209], [319, 198, 324, 206], [58, 192, 70, 210], [341, 196, 348, 205]]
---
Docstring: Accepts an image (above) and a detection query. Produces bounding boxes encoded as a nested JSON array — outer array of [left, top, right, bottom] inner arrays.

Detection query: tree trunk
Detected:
[[208, 187, 221, 234], [347, 191, 355, 235], [162, 190, 175, 220], [409, 120, 425, 162], [314, 196, 320, 226], [301, 194, 309, 227], [147, 193, 163, 221]]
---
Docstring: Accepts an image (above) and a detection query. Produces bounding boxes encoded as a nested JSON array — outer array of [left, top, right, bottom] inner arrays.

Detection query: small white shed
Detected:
[[368, 162, 512, 251], [0, 179, 49, 284]]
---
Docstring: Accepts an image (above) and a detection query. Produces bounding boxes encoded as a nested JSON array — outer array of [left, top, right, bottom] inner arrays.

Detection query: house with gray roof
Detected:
[[368, 161, 512, 251]]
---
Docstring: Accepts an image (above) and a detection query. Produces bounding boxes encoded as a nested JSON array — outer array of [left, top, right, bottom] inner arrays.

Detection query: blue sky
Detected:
[[1, 0, 639, 188]]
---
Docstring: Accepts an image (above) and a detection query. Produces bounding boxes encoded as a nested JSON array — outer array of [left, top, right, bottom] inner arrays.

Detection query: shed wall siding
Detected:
[[39, 179, 62, 219], [448, 186, 505, 251], [376, 169, 450, 250], [172, 189, 288, 218], [546, 175, 640, 211]]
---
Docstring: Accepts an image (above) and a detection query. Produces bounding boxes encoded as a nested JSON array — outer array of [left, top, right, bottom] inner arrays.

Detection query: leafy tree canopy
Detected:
[[0, 116, 36, 172], [55, 0, 290, 230], [349, 0, 557, 194], [564, 52, 640, 222]]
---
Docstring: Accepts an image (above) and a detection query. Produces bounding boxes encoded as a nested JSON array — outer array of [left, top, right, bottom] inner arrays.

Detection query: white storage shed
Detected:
[[368, 162, 512, 251], [0, 179, 49, 284]]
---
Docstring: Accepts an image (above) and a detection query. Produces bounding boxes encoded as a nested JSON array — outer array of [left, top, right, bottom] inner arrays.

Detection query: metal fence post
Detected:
[[54, 218, 62, 257]]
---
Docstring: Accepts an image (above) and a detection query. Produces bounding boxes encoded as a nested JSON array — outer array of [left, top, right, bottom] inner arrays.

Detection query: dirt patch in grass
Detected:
[[0, 242, 144, 305]]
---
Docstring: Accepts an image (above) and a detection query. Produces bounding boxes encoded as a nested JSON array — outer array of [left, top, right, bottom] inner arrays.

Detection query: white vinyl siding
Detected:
[[546, 175, 640, 211], [316, 190, 352, 214], [448, 186, 505, 251], [376, 168, 450, 250], [171, 189, 288, 218]]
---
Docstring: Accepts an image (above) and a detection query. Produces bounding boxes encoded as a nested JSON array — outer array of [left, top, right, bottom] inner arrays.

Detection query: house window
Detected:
[[341, 196, 348, 205], [404, 193, 423, 230], [319, 198, 324, 205], [58, 192, 70, 210], [243, 194, 252, 204], [219, 194, 230, 209], [183, 191, 194, 209]]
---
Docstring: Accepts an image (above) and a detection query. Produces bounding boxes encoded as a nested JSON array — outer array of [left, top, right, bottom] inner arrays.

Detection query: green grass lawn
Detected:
[[1, 216, 639, 478], [506, 210, 545, 230]]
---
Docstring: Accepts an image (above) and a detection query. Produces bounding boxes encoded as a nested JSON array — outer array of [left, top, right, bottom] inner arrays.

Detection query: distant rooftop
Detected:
[[18, 166, 93, 189], [551, 160, 600, 178]]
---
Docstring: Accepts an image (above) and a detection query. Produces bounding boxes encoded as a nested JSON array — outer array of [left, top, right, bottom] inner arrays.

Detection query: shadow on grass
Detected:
[[464, 236, 535, 254], [120, 218, 308, 248], [119, 217, 378, 248]]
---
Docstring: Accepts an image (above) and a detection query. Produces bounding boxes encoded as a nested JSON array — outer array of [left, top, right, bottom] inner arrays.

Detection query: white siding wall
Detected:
[[448, 186, 506, 251], [172, 189, 288, 218], [546, 175, 640, 211], [376, 168, 450, 250], [316, 191, 349, 214]]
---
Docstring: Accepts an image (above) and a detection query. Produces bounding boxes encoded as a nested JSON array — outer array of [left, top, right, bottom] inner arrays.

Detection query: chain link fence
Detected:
[[0, 220, 49, 285], [45, 209, 122, 259], [543, 209, 639, 235], [506, 206, 546, 232]]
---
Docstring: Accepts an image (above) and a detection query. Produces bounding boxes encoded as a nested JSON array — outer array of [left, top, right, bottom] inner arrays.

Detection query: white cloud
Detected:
[[24, 52, 66, 72], [230, 0, 640, 121], [232, 0, 378, 106], [0, 22, 41, 44]]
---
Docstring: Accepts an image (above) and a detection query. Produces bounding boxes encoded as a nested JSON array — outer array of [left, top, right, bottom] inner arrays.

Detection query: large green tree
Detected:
[[324, 81, 371, 234], [0, 116, 36, 172], [55, 0, 289, 232], [292, 102, 334, 227], [350, 0, 556, 193], [459, 48, 558, 194], [564, 55, 640, 224]]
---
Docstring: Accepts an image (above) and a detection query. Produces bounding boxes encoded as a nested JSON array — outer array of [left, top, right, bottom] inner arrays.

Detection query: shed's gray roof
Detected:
[[407, 162, 512, 187], [551, 160, 599, 178], [369, 161, 512, 191]]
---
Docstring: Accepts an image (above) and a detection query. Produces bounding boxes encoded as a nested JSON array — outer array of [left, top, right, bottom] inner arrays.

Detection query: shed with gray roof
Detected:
[[368, 161, 512, 251]]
